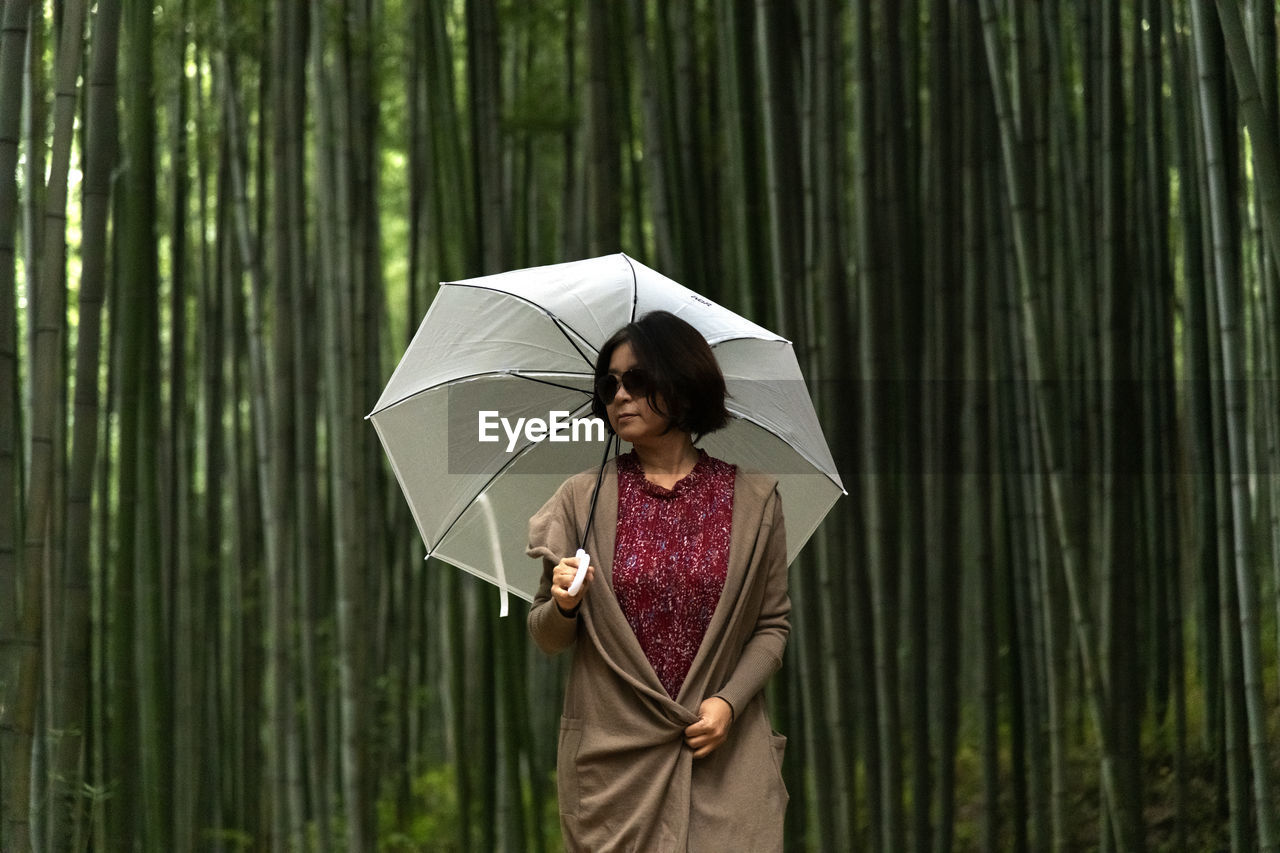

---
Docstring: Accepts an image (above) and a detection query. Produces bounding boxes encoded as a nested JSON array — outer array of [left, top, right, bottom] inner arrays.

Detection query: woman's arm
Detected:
[[710, 488, 790, 715], [528, 556, 583, 654], [526, 476, 589, 655]]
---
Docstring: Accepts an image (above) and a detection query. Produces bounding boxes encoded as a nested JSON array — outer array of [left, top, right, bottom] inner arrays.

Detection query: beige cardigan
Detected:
[[527, 459, 790, 852]]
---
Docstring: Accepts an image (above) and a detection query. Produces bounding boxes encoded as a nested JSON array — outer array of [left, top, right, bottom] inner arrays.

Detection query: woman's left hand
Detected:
[[684, 697, 734, 759]]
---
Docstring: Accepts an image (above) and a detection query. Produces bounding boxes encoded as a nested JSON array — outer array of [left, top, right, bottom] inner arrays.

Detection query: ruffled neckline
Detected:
[[618, 449, 712, 498]]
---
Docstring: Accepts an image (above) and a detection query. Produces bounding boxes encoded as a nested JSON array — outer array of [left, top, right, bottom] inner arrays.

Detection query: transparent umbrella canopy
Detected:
[[368, 254, 844, 615]]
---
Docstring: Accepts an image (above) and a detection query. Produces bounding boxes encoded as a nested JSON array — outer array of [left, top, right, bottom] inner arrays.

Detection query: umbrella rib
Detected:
[[622, 254, 640, 323], [513, 373, 593, 396], [724, 408, 848, 495], [367, 370, 591, 416], [708, 333, 790, 348], [431, 456, 528, 564], [443, 281, 600, 369], [551, 316, 599, 369], [430, 400, 601, 554]]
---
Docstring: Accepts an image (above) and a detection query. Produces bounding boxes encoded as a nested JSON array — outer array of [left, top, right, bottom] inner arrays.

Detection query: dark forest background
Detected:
[[3, 0, 1280, 850]]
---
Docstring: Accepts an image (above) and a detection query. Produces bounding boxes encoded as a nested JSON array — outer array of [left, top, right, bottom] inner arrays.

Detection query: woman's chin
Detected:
[[612, 419, 651, 444]]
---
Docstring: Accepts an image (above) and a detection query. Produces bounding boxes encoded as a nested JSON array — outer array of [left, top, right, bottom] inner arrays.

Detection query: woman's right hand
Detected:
[[550, 554, 595, 616]]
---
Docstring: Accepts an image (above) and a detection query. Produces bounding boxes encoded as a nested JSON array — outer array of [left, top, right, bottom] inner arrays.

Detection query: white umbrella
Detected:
[[369, 254, 844, 615]]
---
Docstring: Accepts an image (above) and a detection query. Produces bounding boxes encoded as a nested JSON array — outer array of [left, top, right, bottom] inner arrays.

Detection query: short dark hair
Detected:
[[591, 310, 731, 439]]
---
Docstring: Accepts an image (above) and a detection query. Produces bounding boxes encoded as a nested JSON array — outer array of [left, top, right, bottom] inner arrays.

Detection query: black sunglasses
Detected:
[[595, 368, 653, 403]]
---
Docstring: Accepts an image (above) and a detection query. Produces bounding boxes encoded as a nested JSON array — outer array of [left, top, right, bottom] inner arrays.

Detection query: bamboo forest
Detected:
[[5, 0, 1280, 850]]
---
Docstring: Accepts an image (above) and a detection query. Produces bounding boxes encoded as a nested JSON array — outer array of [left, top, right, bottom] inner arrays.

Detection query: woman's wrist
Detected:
[[555, 601, 580, 618], [711, 694, 736, 723]]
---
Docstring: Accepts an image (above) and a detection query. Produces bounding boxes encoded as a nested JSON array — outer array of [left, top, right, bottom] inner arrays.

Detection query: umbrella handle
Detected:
[[568, 548, 590, 596]]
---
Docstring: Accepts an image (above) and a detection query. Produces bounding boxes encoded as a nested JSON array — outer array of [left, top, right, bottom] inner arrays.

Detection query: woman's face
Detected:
[[604, 342, 670, 445]]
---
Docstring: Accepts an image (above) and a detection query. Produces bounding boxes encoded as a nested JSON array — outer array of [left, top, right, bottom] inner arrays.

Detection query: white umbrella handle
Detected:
[[568, 549, 590, 596]]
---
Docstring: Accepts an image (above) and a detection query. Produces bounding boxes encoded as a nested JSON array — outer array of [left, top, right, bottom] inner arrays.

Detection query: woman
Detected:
[[527, 310, 791, 852]]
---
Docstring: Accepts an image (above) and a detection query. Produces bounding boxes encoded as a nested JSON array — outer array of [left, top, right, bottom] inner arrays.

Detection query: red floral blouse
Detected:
[[612, 450, 736, 699]]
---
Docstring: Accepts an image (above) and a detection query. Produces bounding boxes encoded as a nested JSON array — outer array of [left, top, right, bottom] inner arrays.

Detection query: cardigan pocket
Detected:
[[768, 731, 789, 803], [557, 716, 584, 817]]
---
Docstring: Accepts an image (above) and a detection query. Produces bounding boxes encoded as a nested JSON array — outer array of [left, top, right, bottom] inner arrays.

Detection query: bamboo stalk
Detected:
[[1, 2, 85, 848], [0, 17, 32, 780], [39, 0, 115, 846], [976, 1, 1144, 848], [1191, 4, 1279, 850]]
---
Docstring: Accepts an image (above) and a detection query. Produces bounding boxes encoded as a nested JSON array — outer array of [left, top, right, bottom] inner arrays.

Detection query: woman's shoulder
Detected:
[[695, 451, 777, 492], [728, 464, 781, 505], [716, 457, 776, 489]]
